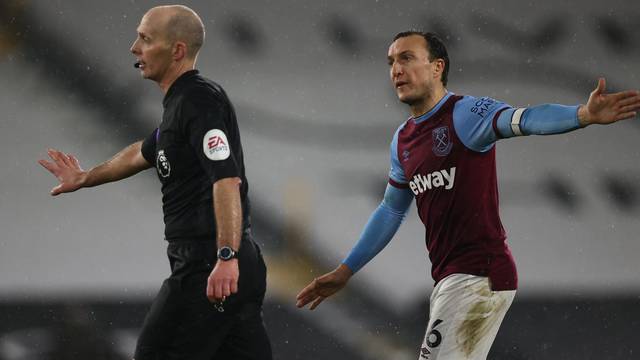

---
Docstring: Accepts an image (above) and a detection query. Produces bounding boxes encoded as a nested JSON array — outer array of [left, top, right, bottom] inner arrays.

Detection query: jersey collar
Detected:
[[163, 69, 200, 108], [411, 91, 453, 124]]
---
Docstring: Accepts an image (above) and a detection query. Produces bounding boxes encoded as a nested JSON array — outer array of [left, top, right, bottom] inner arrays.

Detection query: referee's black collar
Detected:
[[163, 69, 200, 108]]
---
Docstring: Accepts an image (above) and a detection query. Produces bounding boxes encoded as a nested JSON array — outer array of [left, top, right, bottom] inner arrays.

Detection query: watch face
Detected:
[[219, 247, 233, 260]]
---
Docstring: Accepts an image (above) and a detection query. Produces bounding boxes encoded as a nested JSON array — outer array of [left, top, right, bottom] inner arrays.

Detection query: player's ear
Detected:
[[433, 58, 444, 80]]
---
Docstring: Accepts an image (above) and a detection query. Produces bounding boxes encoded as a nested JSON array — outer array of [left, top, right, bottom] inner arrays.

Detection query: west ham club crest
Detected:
[[432, 126, 453, 157]]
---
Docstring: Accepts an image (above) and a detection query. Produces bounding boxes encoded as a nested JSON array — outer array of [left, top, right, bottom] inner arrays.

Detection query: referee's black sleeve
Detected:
[[141, 129, 157, 164], [180, 96, 241, 184]]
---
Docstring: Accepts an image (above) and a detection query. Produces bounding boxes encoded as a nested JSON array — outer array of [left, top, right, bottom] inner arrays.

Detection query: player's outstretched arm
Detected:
[[38, 141, 151, 196], [296, 184, 413, 310], [468, 78, 640, 149], [578, 78, 640, 126]]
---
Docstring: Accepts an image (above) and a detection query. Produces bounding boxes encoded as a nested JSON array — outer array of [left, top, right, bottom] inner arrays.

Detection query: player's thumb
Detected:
[[593, 77, 606, 95], [51, 184, 63, 196]]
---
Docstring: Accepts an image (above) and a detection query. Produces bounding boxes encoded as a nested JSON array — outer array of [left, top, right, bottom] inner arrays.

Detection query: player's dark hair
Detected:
[[393, 31, 449, 86]]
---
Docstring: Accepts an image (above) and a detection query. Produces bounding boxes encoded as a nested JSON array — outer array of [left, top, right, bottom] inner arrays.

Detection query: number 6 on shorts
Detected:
[[426, 319, 443, 348], [419, 318, 444, 359]]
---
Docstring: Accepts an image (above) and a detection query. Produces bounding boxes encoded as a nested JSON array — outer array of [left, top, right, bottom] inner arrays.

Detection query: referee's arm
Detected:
[[207, 177, 242, 302], [38, 141, 151, 196]]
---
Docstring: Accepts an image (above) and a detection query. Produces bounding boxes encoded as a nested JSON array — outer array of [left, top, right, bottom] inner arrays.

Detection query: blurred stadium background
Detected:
[[1, 0, 639, 359]]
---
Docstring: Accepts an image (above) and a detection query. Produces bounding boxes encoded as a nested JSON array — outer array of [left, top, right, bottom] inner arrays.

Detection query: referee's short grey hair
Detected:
[[156, 5, 205, 59]]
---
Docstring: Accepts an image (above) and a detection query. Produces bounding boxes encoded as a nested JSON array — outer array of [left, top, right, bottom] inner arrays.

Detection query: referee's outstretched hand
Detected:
[[296, 264, 353, 310], [38, 149, 86, 196]]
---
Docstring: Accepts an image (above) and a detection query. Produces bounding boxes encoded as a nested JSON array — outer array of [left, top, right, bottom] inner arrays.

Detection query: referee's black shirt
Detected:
[[141, 70, 251, 242]]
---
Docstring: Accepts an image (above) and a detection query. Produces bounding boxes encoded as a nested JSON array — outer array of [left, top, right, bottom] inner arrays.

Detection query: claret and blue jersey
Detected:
[[390, 92, 518, 290], [343, 91, 582, 291]]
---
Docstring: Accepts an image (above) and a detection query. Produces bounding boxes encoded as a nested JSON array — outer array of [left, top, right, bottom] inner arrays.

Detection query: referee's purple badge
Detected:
[[432, 126, 453, 157]]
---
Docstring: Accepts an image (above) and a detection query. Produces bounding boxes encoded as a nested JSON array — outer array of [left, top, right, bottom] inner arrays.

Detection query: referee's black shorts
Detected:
[[134, 236, 272, 360]]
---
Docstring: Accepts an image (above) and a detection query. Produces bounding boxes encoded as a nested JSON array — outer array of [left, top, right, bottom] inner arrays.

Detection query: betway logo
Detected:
[[409, 167, 456, 195]]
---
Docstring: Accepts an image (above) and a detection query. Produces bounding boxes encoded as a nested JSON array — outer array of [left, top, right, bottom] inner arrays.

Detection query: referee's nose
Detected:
[[130, 38, 141, 55]]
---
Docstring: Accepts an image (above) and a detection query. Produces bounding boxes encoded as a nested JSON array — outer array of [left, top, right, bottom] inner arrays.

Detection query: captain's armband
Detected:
[[510, 108, 527, 136]]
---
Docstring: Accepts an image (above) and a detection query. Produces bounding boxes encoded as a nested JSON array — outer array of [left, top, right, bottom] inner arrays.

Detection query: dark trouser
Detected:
[[134, 237, 272, 360]]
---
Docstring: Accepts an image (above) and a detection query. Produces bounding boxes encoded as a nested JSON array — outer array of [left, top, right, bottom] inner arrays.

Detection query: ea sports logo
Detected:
[[203, 129, 230, 161], [208, 135, 226, 149]]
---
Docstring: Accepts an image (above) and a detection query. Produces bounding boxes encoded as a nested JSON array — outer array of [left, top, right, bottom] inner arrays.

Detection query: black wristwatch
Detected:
[[217, 246, 238, 261]]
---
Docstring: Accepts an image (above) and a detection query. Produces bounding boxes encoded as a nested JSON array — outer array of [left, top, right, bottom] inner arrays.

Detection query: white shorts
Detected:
[[418, 274, 516, 360]]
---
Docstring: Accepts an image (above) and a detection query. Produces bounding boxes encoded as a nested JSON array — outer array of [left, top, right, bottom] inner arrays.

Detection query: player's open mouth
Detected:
[[395, 81, 408, 88]]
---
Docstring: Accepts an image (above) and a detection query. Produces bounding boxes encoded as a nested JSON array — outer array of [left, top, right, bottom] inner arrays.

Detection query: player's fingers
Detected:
[[296, 292, 315, 308], [47, 149, 58, 162], [48, 149, 68, 167], [295, 293, 308, 307], [620, 103, 640, 113], [60, 153, 73, 167], [296, 281, 317, 301], [61, 153, 74, 167], [615, 111, 637, 121], [309, 296, 325, 310], [610, 90, 639, 102], [38, 159, 58, 174], [296, 287, 318, 307], [68, 154, 81, 168], [52, 150, 72, 167], [617, 95, 640, 108]]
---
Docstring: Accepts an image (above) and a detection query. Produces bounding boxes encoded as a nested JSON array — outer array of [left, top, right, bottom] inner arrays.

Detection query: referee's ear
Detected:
[[172, 41, 188, 62]]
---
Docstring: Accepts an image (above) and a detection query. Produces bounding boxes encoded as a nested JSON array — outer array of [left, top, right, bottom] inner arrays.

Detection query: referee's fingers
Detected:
[[214, 281, 223, 300], [206, 281, 215, 301], [230, 278, 238, 294], [222, 281, 231, 297]]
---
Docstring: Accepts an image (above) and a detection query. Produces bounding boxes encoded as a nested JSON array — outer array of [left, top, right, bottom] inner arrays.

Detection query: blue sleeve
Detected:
[[494, 104, 580, 138], [452, 96, 510, 152], [342, 184, 413, 273], [389, 125, 408, 184]]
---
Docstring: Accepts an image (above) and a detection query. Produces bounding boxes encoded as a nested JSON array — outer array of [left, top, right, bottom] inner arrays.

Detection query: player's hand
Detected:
[[207, 259, 239, 303], [579, 78, 640, 126], [38, 149, 87, 196], [296, 264, 353, 310]]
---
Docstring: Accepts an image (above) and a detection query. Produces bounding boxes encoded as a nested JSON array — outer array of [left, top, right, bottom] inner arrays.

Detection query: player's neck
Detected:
[[410, 86, 448, 118], [158, 61, 196, 94]]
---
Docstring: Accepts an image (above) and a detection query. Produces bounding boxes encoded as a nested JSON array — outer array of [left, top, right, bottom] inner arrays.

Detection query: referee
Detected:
[[38, 5, 272, 359]]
